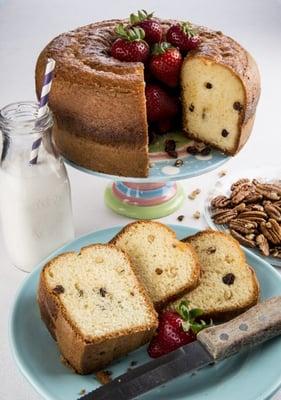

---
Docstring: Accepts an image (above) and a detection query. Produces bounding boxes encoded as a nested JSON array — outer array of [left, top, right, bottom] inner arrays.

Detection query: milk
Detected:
[[0, 151, 75, 272]]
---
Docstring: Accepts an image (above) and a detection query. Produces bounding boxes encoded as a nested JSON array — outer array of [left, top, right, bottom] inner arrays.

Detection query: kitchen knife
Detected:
[[79, 296, 281, 400]]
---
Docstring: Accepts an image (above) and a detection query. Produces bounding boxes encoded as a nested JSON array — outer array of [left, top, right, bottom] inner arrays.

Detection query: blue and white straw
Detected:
[[29, 58, 56, 165]]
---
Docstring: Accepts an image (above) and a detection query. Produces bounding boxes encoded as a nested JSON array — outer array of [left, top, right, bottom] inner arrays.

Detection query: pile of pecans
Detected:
[[210, 178, 281, 258]]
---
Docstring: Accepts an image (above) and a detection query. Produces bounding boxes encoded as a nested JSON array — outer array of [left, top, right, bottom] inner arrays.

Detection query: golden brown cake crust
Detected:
[[35, 19, 260, 176], [35, 19, 150, 177]]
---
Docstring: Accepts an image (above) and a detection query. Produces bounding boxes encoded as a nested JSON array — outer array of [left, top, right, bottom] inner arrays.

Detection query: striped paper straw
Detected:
[[29, 58, 56, 165]]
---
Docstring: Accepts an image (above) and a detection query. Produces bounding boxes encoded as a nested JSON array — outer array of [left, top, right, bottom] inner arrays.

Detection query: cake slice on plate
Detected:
[[38, 244, 158, 374], [110, 221, 200, 309], [168, 230, 260, 320]]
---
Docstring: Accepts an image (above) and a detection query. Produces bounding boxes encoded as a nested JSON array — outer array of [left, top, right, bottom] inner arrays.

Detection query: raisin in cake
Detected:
[[35, 19, 260, 177]]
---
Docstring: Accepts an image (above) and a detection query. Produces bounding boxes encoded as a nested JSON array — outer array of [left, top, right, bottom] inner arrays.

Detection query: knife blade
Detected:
[[80, 341, 212, 400], [79, 296, 281, 400]]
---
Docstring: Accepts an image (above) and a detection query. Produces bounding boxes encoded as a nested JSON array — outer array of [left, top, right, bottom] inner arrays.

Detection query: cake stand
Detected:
[[65, 134, 229, 219]]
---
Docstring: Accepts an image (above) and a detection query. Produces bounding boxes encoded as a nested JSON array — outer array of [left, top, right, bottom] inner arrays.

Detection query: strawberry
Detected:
[[156, 119, 174, 134], [148, 301, 209, 358], [130, 10, 162, 45], [166, 22, 200, 53], [145, 83, 179, 122], [149, 42, 183, 87], [110, 24, 149, 63]]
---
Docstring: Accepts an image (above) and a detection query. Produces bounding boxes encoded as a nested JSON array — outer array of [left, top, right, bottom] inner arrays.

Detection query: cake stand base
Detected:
[[104, 181, 185, 219]]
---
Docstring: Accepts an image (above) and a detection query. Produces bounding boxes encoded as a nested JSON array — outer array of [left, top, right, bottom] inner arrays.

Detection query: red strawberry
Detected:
[[156, 119, 173, 134], [145, 83, 179, 122], [130, 10, 162, 45], [110, 24, 149, 63], [148, 301, 209, 358], [166, 22, 200, 53], [149, 42, 183, 87]]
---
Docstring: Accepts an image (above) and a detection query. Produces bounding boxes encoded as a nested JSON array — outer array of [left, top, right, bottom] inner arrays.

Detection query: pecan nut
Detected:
[[233, 202, 246, 213], [245, 204, 264, 212], [260, 219, 281, 245], [229, 219, 257, 234], [230, 178, 251, 191], [212, 209, 238, 224], [210, 178, 281, 257], [264, 203, 281, 221], [253, 179, 281, 195], [238, 210, 267, 223], [253, 180, 281, 200], [256, 234, 270, 256], [211, 195, 230, 209], [230, 229, 256, 248], [274, 200, 281, 208], [231, 185, 254, 205], [243, 193, 263, 204]]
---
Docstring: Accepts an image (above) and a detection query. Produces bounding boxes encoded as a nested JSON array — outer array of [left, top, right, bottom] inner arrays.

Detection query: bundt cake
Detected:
[[35, 14, 260, 178]]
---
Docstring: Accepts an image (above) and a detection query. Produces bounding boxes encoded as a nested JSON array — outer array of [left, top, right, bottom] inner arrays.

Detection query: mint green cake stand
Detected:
[[64, 134, 229, 219]]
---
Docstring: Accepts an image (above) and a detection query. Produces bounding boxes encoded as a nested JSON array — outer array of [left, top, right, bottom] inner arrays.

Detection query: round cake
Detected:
[[35, 15, 260, 178]]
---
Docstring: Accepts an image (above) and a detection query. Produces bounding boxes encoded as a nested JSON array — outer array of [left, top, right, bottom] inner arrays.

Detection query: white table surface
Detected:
[[0, 0, 281, 399]]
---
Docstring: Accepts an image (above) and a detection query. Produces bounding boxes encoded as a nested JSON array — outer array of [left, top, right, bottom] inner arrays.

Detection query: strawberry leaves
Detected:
[[115, 24, 145, 41], [181, 22, 198, 38], [176, 300, 211, 334], [129, 10, 154, 25]]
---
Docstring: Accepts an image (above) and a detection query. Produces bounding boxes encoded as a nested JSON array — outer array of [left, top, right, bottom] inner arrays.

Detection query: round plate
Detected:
[[10, 225, 281, 400], [204, 165, 281, 267], [64, 147, 229, 183]]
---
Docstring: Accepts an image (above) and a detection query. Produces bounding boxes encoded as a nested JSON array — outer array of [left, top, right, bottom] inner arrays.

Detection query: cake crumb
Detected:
[[95, 370, 112, 385], [218, 170, 227, 178], [188, 189, 201, 200], [193, 211, 201, 219], [177, 215, 185, 222]]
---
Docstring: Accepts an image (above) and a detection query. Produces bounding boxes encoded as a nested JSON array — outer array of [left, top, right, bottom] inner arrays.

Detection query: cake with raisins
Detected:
[[35, 18, 260, 177]]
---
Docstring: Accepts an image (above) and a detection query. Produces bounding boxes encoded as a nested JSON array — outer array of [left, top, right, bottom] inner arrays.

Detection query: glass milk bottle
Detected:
[[0, 101, 75, 272]]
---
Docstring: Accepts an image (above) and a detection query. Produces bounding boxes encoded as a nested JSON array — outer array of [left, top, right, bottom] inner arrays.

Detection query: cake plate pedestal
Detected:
[[65, 145, 229, 219]]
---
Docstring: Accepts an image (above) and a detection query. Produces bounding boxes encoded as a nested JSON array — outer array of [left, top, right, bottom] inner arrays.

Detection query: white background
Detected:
[[0, 0, 281, 398]]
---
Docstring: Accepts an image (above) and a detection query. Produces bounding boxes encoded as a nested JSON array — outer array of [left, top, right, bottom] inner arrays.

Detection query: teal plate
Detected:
[[9, 225, 281, 400]]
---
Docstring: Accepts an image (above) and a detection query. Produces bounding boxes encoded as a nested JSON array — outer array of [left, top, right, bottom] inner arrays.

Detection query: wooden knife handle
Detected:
[[197, 296, 281, 361]]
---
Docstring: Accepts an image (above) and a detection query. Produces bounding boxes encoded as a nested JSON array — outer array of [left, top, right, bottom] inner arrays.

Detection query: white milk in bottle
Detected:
[[0, 102, 74, 272]]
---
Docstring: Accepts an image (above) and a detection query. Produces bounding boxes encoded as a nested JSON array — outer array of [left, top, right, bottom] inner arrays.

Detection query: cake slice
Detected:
[[110, 221, 200, 309], [38, 244, 158, 374], [181, 32, 260, 155], [169, 230, 259, 321]]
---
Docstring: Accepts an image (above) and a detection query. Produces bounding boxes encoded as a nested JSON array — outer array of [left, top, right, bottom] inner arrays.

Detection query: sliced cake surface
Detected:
[[169, 230, 260, 320], [38, 244, 158, 374], [110, 221, 200, 309], [181, 29, 260, 155]]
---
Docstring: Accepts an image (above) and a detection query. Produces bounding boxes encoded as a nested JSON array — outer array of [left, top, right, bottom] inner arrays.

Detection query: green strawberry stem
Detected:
[[130, 9, 154, 24], [176, 300, 211, 334], [181, 22, 198, 38], [115, 24, 145, 41], [151, 41, 173, 55]]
